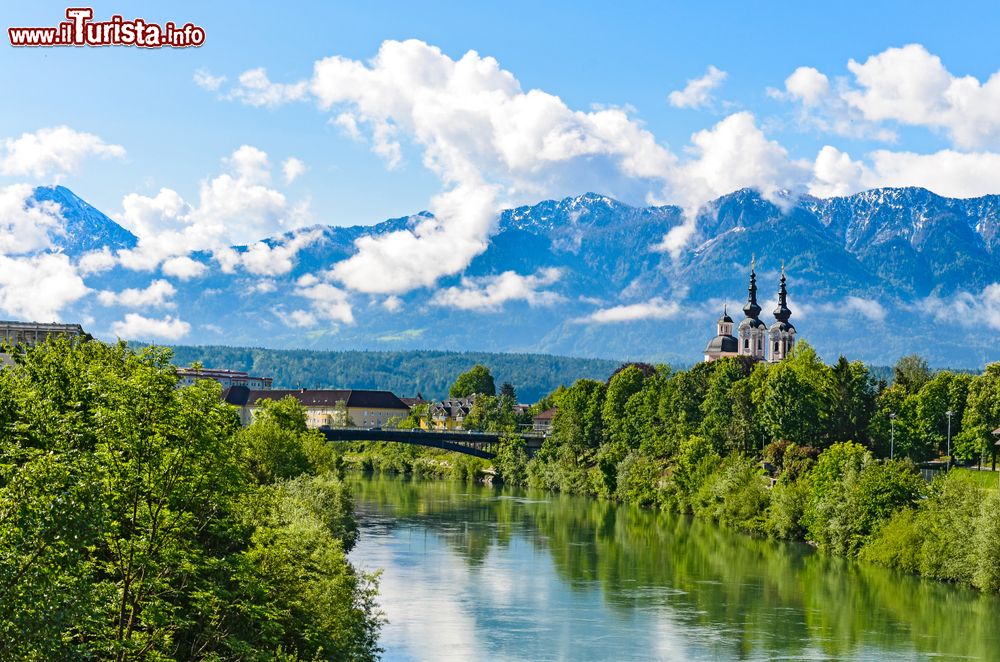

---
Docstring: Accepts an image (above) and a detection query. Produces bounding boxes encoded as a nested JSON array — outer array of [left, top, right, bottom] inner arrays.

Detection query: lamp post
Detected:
[[889, 413, 896, 461], [945, 410, 955, 471]]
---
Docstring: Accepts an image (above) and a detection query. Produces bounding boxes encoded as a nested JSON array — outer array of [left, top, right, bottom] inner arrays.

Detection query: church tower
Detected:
[[703, 305, 739, 362], [737, 257, 767, 361], [768, 264, 796, 362]]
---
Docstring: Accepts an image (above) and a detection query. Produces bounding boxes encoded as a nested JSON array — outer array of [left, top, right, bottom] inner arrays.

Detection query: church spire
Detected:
[[773, 262, 792, 323], [743, 254, 761, 320]]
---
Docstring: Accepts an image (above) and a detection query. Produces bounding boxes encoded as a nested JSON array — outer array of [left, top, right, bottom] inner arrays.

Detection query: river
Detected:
[[348, 473, 1000, 661]]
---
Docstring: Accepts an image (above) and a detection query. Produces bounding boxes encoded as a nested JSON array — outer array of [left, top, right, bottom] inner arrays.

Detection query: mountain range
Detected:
[[19, 185, 1000, 368]]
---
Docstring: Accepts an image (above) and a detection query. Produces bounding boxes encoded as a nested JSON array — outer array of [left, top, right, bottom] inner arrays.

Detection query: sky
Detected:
[[2, 0, 1000, 336]]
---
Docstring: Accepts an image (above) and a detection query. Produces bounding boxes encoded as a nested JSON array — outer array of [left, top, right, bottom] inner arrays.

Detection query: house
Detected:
[[400, 394, 429, 408], [424, 396, 477, 430], [177, 367, 273, 390], [533, 407, 557, 433], [223, 387, 410, 429], [1, 320, 90, 369]]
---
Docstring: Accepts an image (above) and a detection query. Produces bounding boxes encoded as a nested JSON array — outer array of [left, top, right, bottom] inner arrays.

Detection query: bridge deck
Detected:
[[318, 427, 546, 459]]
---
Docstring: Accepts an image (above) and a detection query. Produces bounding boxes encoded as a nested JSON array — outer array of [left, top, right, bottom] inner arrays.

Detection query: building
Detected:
[[424, 396, 476, 430], [223, 387, 410, 429], [0, 320, 88, 346], [704, 260, 797, 363], [532, 407, 557, 433], [177, 367, 273, 390]]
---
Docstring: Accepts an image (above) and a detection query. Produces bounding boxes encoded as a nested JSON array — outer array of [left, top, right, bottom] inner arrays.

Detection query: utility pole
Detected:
[[945, 410, 955, 471], [889, 413, 896, 461]]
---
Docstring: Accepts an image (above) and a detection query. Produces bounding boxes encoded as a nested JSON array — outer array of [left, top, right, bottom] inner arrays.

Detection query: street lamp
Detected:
[[945, 410, 955, 471], [889, 413, 896, 460]]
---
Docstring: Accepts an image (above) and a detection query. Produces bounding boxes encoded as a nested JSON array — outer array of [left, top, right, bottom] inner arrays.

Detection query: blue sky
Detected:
[[3, 0, 999, 225]]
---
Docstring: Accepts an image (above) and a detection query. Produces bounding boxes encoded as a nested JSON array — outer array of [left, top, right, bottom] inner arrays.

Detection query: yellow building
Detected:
[[423, 396, 476, 430], [223, 387, 410, 429]]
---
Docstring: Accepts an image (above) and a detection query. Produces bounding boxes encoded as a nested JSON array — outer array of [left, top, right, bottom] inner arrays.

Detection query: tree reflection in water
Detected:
[[350, 474, 1000, 661]]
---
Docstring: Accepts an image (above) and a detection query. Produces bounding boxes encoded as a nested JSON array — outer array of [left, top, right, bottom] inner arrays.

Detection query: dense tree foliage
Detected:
[[492, 343, 1000, 593], [449, 364, 496, 398], [159, 345, 619, 403], [0, 339, 382, 660]]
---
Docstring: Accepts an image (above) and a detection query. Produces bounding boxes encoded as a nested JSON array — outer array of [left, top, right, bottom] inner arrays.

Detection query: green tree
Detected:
[[449, 364, 496, 398], [893, 354, 932, 394], [825, 356, 877, 445], [956, 363, 1000, 462]]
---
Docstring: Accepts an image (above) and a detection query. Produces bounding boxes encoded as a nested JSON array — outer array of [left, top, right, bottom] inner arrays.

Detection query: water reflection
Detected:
[[349, 474, 1000, 661]]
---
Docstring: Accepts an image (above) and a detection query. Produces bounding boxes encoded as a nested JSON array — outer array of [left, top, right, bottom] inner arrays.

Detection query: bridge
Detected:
[[318, 426, 546, 459]]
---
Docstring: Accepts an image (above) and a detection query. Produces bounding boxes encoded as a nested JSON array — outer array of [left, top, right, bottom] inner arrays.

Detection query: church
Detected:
[[704, 260, 796, 363]]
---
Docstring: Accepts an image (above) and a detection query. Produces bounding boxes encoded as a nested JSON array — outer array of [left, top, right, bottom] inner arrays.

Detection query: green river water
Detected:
[[348, 473, 1000, 661]]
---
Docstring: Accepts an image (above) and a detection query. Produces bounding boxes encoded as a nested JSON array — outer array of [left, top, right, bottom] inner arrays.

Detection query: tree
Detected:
[[699, 358, 748, 454], [915, 371, 971, 459], [825, 356, 877, 445], [499, 381, 517, 401], [957, 363, 1000, 462], [449, 364, 496, 398], [893, 354, 932, 394]]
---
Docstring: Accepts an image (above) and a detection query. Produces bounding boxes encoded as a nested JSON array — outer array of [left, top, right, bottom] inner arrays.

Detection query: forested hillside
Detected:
[[160, 345, 622, 402]]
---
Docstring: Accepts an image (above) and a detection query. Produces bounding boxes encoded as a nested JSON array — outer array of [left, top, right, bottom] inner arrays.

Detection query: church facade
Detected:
[[703, 261, 797, 363]]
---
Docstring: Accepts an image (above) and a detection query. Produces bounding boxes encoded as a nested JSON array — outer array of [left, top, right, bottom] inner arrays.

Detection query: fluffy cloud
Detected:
[[114, 146, 305, 272], [0, 126, 125, 179], [922, 284, 1000, 331], [214, 227, 322, 276], [657, 112, 807, 256], [809, 145, 1000, 199], [78, 247, 117, 275], [0, 183, 64, 254], [193, 68, 226, 91], [0, 253, 89, 320], [433, 268, 563, 311], [579, 297, 682, 323], [226, 68, 309, 108], [308, 39, 811, 293], [161, 256, 207, 280], [290, 275, 354, 325], [282, 157, 307, 184], [668, 65, 727, 109], [111, 313, 191, 340], [781, 66, 830, 107], [778, 44, 1000, 150], [97, 279, 176, 308]]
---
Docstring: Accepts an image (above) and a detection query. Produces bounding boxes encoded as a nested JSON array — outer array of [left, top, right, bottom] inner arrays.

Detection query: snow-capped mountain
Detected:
[[15, 185, 1000, 367]]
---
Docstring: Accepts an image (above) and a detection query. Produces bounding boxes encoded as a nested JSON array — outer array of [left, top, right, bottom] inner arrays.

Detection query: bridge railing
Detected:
[[316, 425, 547, 439]]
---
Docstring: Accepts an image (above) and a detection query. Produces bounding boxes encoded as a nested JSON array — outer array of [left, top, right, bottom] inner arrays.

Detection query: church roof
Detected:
[[704, 334, 739, 353], [739, 317, 767, 330]]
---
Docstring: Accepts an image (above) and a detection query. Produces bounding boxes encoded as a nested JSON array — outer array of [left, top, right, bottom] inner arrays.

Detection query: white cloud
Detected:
[[668, 65, 727, 109], [382, 295, 403, 312], [296, 282, 354, 324], [249, 279, 277, 293], [433, 268, 563, 311], [0, 183, 64, 254], [843, 296, 887, 322], [281, 309, 319, 327], [282, 157, 307, 184], [779, 44, 1000, 150], [0, 126, 125, 179], [161, 256, 207, 280], [656, 112, 807, 256], [808, 145, 1000, 199], [115, 146, 302, 272], [227, 68, 309, 108], [111, 313, 190, 340], [193, 68, 226, 91], [0, 253, 89, 320], [214, 227, 322, 276], [922, 284, 1000, 331], [579, 297, 682, 323], [780, 66, 830, 107], [78, 247, 117, 275], [97, 279, 176, 308]]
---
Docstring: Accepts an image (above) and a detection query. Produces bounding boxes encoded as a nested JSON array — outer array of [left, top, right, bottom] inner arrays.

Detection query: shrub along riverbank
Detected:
[[0, 339, 383, 660], [353, 346, 1000, 594]]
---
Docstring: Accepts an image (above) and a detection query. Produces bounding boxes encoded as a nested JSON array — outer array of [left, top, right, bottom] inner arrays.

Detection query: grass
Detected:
[[953, 467, 1000, 490]]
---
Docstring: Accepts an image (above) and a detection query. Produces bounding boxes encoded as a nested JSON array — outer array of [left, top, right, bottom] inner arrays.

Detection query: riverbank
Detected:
[[349, 472, 1000, 661], [342, 438, 1000, 595]]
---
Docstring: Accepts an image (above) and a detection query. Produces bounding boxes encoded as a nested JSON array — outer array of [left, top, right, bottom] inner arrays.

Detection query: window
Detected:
[[744, 338, 749, 349], [774, 341, 779, 352]]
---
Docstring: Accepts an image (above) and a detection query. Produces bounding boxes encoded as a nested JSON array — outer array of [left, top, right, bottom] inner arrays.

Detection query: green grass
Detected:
[[953, 467, 1000, 490]]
